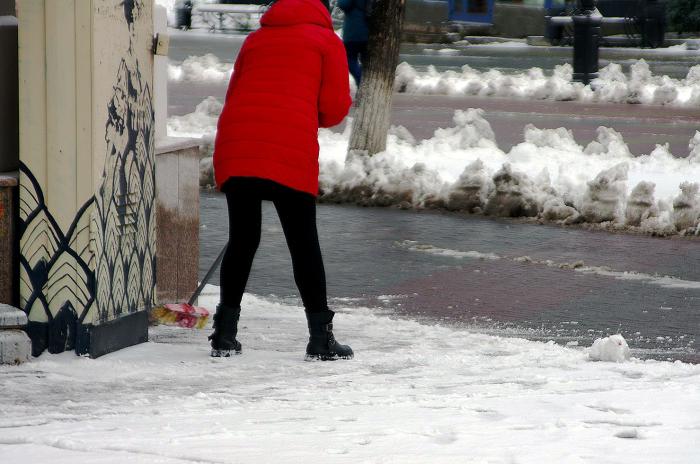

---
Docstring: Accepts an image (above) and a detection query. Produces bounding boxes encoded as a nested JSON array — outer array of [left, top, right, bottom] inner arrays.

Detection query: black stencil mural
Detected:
[[18, 0, 155, 355], [95, 0, 156, 322], [18, 164, 95, 354], [94, 0, 156, 321]]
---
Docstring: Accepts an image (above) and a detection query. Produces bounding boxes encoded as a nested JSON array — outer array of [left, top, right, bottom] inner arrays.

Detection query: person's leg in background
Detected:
[[273, 185, 353, 360], [345, 40, 363, 86], [358, 40, 368, 79], [209, 178, 263, 356]]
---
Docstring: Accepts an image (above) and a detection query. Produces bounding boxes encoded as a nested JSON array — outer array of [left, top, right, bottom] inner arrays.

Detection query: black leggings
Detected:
[[220, 177, 328, 313]]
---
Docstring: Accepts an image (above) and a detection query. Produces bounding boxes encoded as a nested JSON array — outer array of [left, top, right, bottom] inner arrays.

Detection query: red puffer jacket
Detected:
[[213, 0, 352, 195]]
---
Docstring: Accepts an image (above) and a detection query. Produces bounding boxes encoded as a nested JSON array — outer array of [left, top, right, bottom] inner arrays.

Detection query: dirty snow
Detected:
[[177, 99, 700, 236], [1, 285, 700, 463], [168, 53, 233, 83], [395, 60, 700, 107]]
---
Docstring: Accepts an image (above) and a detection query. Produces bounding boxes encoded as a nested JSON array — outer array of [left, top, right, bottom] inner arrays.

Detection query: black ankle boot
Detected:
[[305, 310, 353, 361], [209, 304, 242, 357]]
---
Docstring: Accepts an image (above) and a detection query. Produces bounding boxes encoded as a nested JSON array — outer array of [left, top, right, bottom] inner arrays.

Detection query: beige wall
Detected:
[[18, 0, 155, 354]]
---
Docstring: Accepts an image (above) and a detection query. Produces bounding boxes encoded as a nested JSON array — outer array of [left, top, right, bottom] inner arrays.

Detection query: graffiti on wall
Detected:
[[18, 0, 155, 355], [18, 165, 95, 353], [93, 0, 156, 323]]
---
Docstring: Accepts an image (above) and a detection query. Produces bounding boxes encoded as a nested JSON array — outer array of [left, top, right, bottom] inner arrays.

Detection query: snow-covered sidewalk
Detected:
[[2, 286, 699, 463]]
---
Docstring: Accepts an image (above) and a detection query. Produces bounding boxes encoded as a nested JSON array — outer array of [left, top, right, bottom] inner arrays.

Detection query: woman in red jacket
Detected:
[[210, 0, 353, 360]]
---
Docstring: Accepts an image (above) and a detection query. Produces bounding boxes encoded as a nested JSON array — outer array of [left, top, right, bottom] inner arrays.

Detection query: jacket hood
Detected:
[[261, 0, 333, 29]]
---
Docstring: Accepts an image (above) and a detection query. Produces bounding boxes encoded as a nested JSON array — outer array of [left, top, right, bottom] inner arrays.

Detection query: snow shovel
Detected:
[[150, 244, 228, 329]]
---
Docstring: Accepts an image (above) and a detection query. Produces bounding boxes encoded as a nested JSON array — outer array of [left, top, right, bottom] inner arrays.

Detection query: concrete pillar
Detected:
[[156, 139, 200, 304], [18, 0, 155, 357], [0, 174, 18, 306]]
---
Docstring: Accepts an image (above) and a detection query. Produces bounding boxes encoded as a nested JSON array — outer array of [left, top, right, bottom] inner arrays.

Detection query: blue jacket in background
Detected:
[[338, 0, 369, 43]]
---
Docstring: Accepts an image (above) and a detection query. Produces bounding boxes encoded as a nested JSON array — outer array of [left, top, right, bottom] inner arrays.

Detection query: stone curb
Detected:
[[0, 303, 31, 365]]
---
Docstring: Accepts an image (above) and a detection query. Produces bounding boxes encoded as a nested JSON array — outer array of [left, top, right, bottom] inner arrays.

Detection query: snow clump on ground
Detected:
[[170, 100, 700, 236], [589, 334, 632, 362]]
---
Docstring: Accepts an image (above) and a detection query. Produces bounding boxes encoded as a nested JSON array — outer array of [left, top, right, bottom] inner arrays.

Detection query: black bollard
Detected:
[[572, 0, 602, 85]]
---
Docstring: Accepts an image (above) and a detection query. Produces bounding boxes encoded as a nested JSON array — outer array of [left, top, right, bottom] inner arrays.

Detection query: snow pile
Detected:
[[170, 100, 700, 236], [589, 334, 632, 363], [168, 54, 233, 83], [2, 286, 700, 463], [395, 60, 700, 107], [168, 96, 222, 139]]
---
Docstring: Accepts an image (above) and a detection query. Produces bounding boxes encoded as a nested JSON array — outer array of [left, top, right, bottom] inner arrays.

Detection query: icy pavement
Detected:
[[1, 286, 699, 463]]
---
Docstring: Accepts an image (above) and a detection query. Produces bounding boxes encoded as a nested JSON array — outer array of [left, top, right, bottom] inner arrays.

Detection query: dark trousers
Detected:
[[220, 177, 328, 313], [345, 40, 368, 86]]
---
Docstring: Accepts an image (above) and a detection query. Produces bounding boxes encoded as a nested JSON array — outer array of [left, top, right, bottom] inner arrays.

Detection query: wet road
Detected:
[[200, 191, 700, 363]]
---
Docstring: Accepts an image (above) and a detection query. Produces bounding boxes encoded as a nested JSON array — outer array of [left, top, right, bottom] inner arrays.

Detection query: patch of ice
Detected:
[[574, 267, 700, 290], [401, 241, 700, 290], [477, 41, 528, 48], [396, 240, 501, 260], [589, 334, 631, 363]]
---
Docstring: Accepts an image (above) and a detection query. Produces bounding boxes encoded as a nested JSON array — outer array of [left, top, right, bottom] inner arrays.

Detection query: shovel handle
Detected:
[[188, 244, 228, 306]]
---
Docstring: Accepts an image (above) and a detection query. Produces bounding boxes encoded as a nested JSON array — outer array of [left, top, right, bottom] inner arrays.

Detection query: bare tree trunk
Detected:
[[347, 0, 405, 157]]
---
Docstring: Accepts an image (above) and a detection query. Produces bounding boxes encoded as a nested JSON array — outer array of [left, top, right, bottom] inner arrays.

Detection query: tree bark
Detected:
[[347, 0, 405, 157]]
